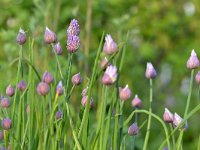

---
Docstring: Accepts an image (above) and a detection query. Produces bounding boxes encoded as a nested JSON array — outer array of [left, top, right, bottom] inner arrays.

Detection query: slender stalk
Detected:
[[132, 108, 138, 150], [65, 53, 73, 99], [143, 79, 153, 150], [170, 124, 175, 149]]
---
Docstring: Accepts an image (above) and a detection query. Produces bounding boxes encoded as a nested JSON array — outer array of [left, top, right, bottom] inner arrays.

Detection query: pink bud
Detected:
[[72, 73, 82, 85], [186, 49, 199, 69], [102, 65, 118, 85], [42, 71, 54, 85], [6, 84, 15, 97], [145, 62, 157, 79], [128, 123, 139, 136], [119, 85, 132, 101], [195, 71, 200, 84], [163, 108, 173, 123], [44, 27, 57, 44], [16, 28, 26, 45], [131, 94, 142, 108], [81, 96, 94, 108], [103, 34, 117, 55]]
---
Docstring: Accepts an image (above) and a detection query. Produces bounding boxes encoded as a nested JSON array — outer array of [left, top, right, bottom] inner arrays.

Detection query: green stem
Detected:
[[132, 108, 138, 150], [65, 53, 73, 99]]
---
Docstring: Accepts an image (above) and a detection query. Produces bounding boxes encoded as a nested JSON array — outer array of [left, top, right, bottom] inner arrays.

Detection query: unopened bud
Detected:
[[56, 81, 64, 96], [72, 73, 82, 85], [81, 96, 94, 108], [6, 84, 15, 97], [54, 42, 63, 55], [131, 94, 142, 108], [0, 97, 10, 108], [119, 85, 132, 101], [16, 28, 26, 45], [186, 49, 199, 69], [145, 62, 157, 79], [103, 34, 117, 55], [17, 80, 27, 92], [102, 65, 118, 85], [128, 123, 139, 136], [44, 27, 57, 44], [163, 108, 173, 123], [37, 82, 50, 96], [42, 71, 54, 85], [2, 118, 12, 130]]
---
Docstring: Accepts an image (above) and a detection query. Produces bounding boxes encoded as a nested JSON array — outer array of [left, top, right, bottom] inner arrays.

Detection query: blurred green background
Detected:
[[1, 0, 200, 149]]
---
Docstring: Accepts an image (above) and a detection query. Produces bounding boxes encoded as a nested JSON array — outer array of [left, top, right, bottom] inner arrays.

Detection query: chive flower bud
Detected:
[[100, 57, 110, 70], [103, 34, 117, 55], [128, 123, 139, 136], [81, 87, 88, 97], [6, 84, 15, 97], [81, 96, 94, 108], [1, 97, 10, 108], [37, 82, 50, 96], [0, 131, 3, 141], [54, 42, 63, 55], [173, 113, 188, 130], [102, 65, 118, 85], [163, 108, 173, 123], [56, 111, 63, 119], [195, 71, 200, 84], [17, 80, 27, 92], [72, 73, 82, 86], [16, 28, 26, 45], [42, 71, 54, 85], [131, 94, 142, 108], [119, 84, 132, 101], [44, 27, 57, 44], [187, 49, 200, 69], [67, 35, 80, 53], [2, 118, 12, 130], [145, 62, 157, 79], [56, 81, 64, 96], [67, 19, 80, 36]]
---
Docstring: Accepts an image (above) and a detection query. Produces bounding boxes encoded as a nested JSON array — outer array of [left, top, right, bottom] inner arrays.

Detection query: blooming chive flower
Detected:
[[42, 71, 54, 85], [128, 123, 139, 136], [67, 35, 80, 53], [0, 131, 3, 141], [0, 97, 10, 108], [195, 71, 200, 84], [119, 85, 132, 101], [103, 34, 117, 55], [102, 65, 118, 85], [56, 81, 64, 96], [186, 49, 200, 69], [6, 84, 15, 97], [72, 73, 82, 85], [145, 62, 157, 79], [100, 57, 111, 70], [56, 111, 63, 119], [67, 19, 80, 36], [81, 96, 94, 108], [16, 28, 26, 45], [2, 118, 12, 130], [44, 27, 57, 44], [54, 42, 63, 55], [163, 108, 174, 123], [37, 82, 50, 96], [17, 80, 27, 92], [131, 94, 142, 108], [173, 113, 188, 130]]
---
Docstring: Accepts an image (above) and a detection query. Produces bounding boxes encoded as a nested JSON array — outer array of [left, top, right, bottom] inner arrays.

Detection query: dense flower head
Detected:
[[100, 57, 111, 70], [67, 35, 80, 53], [44, 27, 57, 44], [71, 73, 82, 86], [187, 49, 200, 69], [54, 42, 63, 55], [128, 123, 139, 136], [2, 118, 12, 130], [6, 84, 15, 97], [0, 131, 3, 141], [37, 82, 50, 96], [81, 96, 94, 108], [17, 80, 27, 92], [102, 65, 118, 85], [67, 19, 80, 36], [56, 111, 63, 119], [103, 34, 117, 55], [16, 28, 26, 45], [145, 62, 157, 79], [131, 94, 142, 108], [0, 97, 10, 108], [56, 81, 64, 96], [173, 113, 188, 130], [195, 71, 200, 84], [42, 71, 54, 85], [119, 84, 132, 101], [163, 108, 173, 123]]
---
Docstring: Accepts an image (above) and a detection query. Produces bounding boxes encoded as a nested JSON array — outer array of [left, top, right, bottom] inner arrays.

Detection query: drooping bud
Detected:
[[128, 123, 139, 136], [17, 80, 27, 92], [1, 118, 12, 130], [103, 34, 117, 55], [81, 96, 94, 108], [163, 108, 173, 123], [100, 57, 111, 70], [67, 19, 80, 36], [119, 85, 132, 101], [0, 131, 3, 141], [186, 49, 200, 69], [56, 81, 64, 96], [173, 113, 188, 130], [67, 35, 80, 53], [131, 94, 142, 108], [56, 111, 63, 119], [42, 71, 54, 85], [0, 97, 10, 108], [44, 27, 57, 44], [6, 84, 15, 97], [54, 42, 63, 55], [145, 62, 157, 79], [36, 82, 50, 96], [195, 71, 200, 84], [16, 28, 26, 45], [72, 73, 82, 86], [102, 65, 118, 85]]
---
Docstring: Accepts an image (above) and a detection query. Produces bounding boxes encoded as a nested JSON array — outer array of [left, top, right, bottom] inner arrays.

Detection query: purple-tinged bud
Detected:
[[42, 71, 54, 85], [195, 71, 200, 84], [131, 94, 142, 108], [102, 65, 118, 85], [0, 131, 3, 140], [119, 85, 132, 101], [187, 49, 200, 69], [67, 19, 80, 36], [1, 97, 10, 108], [163, 108, 173, 123], [16, 28, 26, 45], [100, 57, 111, 70], [72, 73, 82, 85], [103, 34, 117, 55], [81, 87, 88, 97], [56, 81, 64, 96], [36, 82, 50, 96], [54, 42, 63, 55], [145, 62, 157, 79], [6, 84, 15, 97], [44, 27, 57, 44], [2, 118, 12, 130], [173, 113, 188, 130], [81, 96, 94, 108], [128, 123, 139, 136], [67, 35, 80, 53], [17, 80, 27, 92], [56, 111, 63, 119]]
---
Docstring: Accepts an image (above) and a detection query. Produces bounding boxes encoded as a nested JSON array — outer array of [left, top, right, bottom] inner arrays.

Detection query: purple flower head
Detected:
[[44, 27, 57, 44], [100, 57, 111, 70], [128, 123, 139, 136], [72, 73, 82, 86], [187, 49, 200, 69], [17, 80, 27, 92], [1, 97, 10, 108], [145, 62, 157, 79], [42, 71, 54, 85], [0, 131, 3, 141], [81, 87, 88, 97], [37, 82, 50, 96], [54, 42, 63, 55], [81, 96, 94, 108], [6, 84, 15, 97], [163, 108, 173, 123], [2, 118, 12, 130], [195, 71, 200, 84], [56, 111, 63, 119], [131, 94, 142, 108], [67, 19, 80, 37], [16, 28, 26, 45], [119, 84, 132, 101], [173, 113, 188, 131], [103, 34, 117, 55], [102, 65, 118, 85], [56, 81, 64, 96], [67, 35, 80, 53]]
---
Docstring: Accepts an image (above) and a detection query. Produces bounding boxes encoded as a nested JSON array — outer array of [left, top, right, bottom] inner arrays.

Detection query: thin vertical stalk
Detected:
[[132, 108, 138, 150], [65, 53, 73, 99]]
